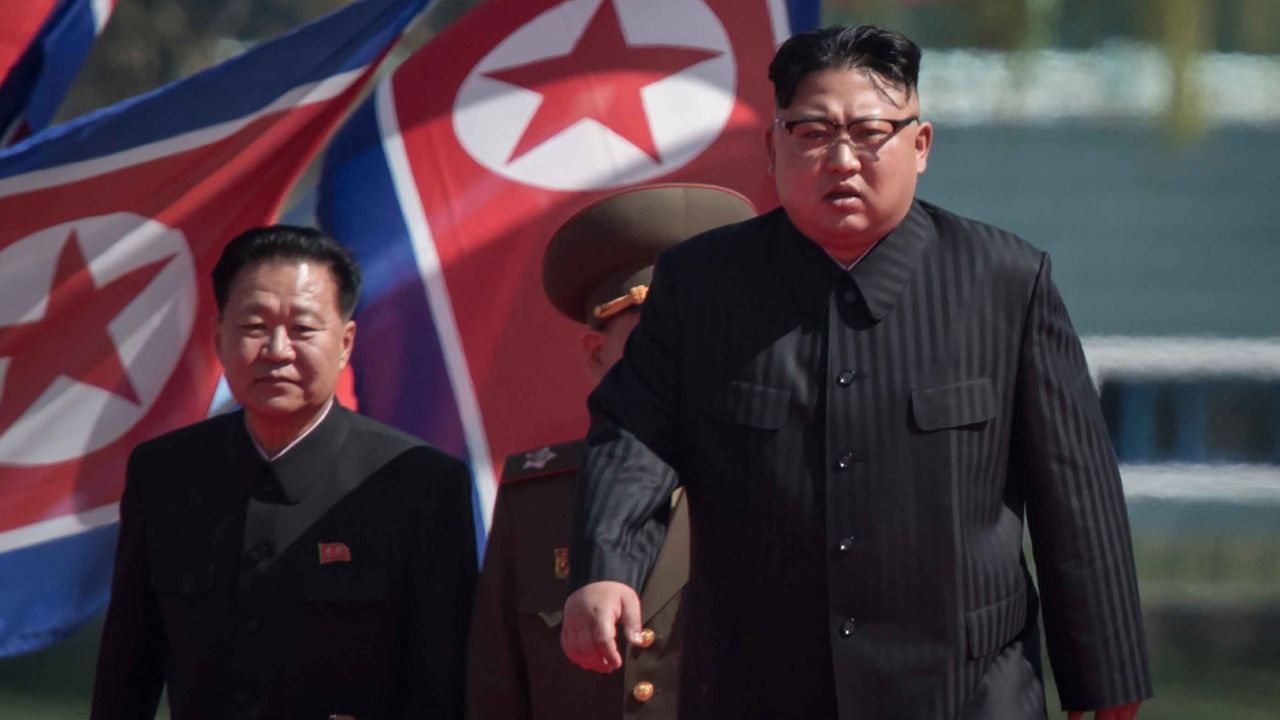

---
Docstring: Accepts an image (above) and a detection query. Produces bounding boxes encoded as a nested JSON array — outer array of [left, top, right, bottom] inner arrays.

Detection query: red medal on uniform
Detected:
[[553, 548, 570, 580]]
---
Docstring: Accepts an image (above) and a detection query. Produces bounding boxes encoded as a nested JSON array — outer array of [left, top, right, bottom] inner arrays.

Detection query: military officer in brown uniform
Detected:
[[464, 185, 756, 720]]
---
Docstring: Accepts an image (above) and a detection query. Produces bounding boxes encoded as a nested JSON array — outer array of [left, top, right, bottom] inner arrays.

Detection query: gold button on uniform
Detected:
[[632, 681, 655, 702], [638, 628, 656, 648]]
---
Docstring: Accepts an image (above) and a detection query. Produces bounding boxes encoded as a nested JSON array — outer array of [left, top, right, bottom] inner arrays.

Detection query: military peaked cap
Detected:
[[542, 183, 756, 327]]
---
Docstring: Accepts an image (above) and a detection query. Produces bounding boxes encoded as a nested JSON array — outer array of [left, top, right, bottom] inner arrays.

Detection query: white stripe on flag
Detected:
[[92, 0, 114, 33], [766, 0, 792, 48], [0, 67, 367, 198], [373, 79, 499, 533], [0, 503, 119, 554]]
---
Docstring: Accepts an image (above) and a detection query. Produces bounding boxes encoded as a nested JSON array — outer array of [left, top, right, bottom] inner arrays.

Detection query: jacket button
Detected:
[[242, 615, 263, 634], [840, 288, 859, 305], [834, 453, 856, 471], [836, 370, 858, 386], [838, 619, 856, 638], [637, 628, 657, 648], [837, 537, 854, 553], [633, 681, 655, 702]]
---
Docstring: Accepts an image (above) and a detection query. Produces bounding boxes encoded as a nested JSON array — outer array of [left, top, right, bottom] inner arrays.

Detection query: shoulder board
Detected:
[[500, 440, 584, 484]]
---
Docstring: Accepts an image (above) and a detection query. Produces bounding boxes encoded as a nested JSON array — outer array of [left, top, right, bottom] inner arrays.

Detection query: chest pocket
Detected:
[[910, 378, 996, 432], [703, 381, 791, 430], [517, 583, 570, 629]]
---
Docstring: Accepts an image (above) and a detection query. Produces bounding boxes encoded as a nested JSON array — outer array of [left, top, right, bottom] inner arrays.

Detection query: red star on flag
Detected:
[[485, 0, 721, 164], [0, 231, 172, 435]]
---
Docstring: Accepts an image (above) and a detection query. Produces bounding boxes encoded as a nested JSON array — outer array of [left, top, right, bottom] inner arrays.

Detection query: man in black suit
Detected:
[[561, 25, 1152, 720], [91, 226, 476, 720]]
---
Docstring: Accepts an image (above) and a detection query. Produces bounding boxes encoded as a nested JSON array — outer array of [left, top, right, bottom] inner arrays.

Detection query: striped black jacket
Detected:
[[570, 200, 1152, 719]]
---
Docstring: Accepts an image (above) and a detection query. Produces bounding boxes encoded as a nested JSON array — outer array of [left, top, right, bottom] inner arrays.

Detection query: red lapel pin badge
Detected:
[[318, 542, 352, 565]]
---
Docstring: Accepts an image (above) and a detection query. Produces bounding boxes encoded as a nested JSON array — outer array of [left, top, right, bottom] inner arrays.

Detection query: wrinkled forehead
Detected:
[[784, 66, 918, 117]]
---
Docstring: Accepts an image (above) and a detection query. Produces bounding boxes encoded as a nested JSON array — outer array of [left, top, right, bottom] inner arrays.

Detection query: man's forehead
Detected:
[[785, 67, 916, 114], [227, 261, 336, 308]]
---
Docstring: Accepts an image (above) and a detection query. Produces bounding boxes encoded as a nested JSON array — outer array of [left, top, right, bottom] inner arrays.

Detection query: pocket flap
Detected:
[[517, 586, 568, 627], [706, 381, 790, 429], [536, 610, 564, 628], [965, 587, 1028, 659], [911, 378, 995, 431]]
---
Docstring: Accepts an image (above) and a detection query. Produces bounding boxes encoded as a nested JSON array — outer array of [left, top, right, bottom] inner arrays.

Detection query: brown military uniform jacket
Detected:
[[466, 440, 687, 720]]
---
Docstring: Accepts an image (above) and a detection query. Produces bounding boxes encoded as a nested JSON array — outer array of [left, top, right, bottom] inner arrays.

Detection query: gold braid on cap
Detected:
[[592, 285, 649, 323]]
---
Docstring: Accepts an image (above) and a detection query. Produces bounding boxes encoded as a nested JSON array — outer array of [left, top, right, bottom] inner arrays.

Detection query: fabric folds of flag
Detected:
[[319, 0, 819, 545], [0, 0, 117, 147], [0, 0, 428, 658]]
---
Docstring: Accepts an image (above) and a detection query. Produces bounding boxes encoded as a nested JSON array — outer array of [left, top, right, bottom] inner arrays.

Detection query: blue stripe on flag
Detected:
[[787, 0, 821, 33], [20, 0, 101, 132], [0, 0, 427, 176], [0, 525, 117, 657], [318, 94, 487, 555]]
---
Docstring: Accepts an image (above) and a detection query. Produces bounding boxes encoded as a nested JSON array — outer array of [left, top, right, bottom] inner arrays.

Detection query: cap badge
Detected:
[[593, 284, 649, 323]]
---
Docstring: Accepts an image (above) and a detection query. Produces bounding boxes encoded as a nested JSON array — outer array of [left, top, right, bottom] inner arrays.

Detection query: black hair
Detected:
[[768, 25, 922, 109], [211, 225, 362, 319]]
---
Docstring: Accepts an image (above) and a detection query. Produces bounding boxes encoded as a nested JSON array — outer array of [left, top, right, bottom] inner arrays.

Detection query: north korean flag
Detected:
[[0, 0, 427, 657], [0, 0, 117, 146], [320, 0, 818, 542]]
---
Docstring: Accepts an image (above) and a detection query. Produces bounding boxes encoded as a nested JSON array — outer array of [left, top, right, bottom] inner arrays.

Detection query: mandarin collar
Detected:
[[770, 201, 936, 322], [231, 403, 352, 505]]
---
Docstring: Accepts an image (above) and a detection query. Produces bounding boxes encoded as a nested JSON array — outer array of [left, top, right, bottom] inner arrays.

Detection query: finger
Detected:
[[563, 615, 596, 670], [589, 610, 622, 671], [572, 622, 603, 671], [620, 590, 644, 646]]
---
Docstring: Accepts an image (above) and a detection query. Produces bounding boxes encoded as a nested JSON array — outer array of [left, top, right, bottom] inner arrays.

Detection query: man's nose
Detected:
[[824, 140, 862, 174], [261, 326, 295, 361]]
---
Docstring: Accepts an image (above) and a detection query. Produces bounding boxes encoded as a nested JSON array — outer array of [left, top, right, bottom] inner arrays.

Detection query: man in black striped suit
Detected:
[[560, 25, 1152, 720]]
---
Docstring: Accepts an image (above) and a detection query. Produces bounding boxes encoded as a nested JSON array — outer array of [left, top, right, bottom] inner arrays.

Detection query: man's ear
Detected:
[[581, 330, 607, 380], [339, 320, 356, 369], [914, 120, 933, 174]]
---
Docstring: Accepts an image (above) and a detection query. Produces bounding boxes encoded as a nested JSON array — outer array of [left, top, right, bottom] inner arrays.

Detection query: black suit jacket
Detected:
[[571, 202, 1152, 719], [91, 404, 477, 720]]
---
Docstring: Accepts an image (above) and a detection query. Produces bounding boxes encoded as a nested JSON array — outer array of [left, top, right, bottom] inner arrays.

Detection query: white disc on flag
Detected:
[[0, 213, 197, 465], [453, 0, 737, 190]]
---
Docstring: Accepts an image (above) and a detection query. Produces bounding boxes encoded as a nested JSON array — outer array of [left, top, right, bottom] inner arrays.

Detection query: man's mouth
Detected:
[[255, 375, 297, 385], [824, 188, 862, 206]]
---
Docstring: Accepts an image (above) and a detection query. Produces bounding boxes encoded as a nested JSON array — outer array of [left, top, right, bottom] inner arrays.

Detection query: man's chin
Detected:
[[240, 395, 312, 420]]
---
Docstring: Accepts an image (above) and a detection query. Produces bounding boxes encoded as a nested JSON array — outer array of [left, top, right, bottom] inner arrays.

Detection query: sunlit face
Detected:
[[215, 260, 355, 429], [582, 309, 642, 383], [767, 67, 932, 258]]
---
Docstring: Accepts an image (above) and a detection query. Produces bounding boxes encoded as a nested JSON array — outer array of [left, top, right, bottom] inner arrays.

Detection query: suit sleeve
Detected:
[[1013, 253, 1153, 711], [401, 453, 478, 720], [90, 449, 167, 720], [570, 252, 683, 593], [464, 485, 530, 719]]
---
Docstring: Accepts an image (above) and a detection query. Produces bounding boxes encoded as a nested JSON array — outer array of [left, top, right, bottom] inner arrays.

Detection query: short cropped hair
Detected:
[[768, 25, 922, 109], [212, 225, 362, 319]]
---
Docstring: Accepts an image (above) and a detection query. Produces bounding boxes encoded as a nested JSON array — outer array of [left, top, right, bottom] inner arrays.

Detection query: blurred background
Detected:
[[1, 1, 1276, 718]]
